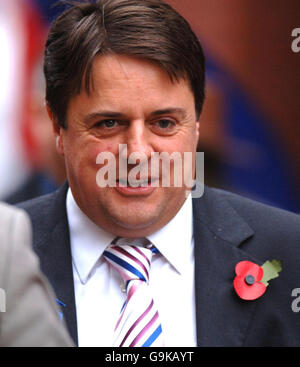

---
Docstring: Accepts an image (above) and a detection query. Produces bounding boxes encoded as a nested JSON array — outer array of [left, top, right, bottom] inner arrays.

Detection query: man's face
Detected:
[[53, 54, 199, 237]]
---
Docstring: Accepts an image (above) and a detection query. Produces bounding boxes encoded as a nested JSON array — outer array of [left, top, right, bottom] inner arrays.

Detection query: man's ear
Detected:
[[46, 104, 65, 156]]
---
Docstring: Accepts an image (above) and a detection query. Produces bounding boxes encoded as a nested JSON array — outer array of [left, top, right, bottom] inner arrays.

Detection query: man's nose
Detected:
[[123, 120, 153, 162]]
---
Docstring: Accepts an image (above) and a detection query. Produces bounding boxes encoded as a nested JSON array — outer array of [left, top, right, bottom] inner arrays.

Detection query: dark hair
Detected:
[[44, 0, 205, 128]]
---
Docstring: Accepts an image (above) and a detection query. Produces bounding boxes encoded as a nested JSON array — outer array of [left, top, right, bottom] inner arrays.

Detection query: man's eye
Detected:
[[97, 119, 118, 128], [101, 120, 117, 128], [150, 119, 177, 136], [158, 119, 173, 129], [155, 119, 177, 130]]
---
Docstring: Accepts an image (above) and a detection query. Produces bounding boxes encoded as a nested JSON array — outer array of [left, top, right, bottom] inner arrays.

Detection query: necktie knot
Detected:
[[103, 241, 154, 284]]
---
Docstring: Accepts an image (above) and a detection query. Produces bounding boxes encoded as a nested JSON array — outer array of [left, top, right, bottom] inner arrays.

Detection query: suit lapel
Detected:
[[31, 183, 78, 345], [192, 188, 262, 346]]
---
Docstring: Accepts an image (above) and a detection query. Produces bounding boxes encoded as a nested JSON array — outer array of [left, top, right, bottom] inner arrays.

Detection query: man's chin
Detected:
[[103, 205, 164, 237], [112, 213, 158, 231], [91, 186, 184, 236]]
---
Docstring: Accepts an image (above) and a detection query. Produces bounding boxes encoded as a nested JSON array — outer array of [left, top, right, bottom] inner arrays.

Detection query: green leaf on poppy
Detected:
[[261, 260, 282, 287]]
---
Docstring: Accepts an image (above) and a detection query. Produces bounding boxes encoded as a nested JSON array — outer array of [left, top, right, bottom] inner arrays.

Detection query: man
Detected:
[[0, 203, 73, 346], [18, 0, 300, 346]]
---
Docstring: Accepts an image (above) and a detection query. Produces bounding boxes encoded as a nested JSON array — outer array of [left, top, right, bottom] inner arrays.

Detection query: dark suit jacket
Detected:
[[18, 182, 300, 346]]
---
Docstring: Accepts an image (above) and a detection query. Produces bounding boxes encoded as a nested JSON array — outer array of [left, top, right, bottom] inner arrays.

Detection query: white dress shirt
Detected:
[[67, 188, 197, 347]]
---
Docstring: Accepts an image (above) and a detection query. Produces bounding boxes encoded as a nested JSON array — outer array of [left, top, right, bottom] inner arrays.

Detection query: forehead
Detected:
[[68, 54, 196, 118], [92, 54, 167, 84], [67, 55, 195, 120]]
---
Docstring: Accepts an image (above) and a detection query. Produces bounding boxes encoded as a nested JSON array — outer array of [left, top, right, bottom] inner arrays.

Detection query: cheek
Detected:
[[162, 136, 196, 155], [75, 135, 116, 158], [90, 142, 117, 162], [76, 141, 121, 180]]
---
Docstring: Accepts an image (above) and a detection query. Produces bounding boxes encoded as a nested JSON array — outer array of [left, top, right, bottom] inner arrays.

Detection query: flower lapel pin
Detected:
[[234, 260, 282, 300]]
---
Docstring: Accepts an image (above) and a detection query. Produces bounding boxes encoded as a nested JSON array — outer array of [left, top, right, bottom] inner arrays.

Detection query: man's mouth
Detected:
[[117, 177, 159, 188], [115, 177, 159, 196]]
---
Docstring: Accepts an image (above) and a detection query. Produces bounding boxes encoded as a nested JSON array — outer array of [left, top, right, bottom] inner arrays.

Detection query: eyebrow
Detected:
[[83, 107, 187, 124], [83, 111, 124, 124], [150, 108, 187, 119]]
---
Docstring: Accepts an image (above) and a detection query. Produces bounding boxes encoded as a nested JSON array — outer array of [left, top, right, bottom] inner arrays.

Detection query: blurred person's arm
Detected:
[[0, 203, 73, 347]]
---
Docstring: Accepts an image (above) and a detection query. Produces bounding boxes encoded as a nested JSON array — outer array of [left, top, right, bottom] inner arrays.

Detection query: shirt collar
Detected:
[[148, 194, 193, 275], [66, 188, 115, 283], [67, 188, 193, 282]]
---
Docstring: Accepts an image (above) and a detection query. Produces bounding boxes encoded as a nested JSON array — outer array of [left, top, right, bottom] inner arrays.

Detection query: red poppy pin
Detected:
[[234, 259, 282, 300]]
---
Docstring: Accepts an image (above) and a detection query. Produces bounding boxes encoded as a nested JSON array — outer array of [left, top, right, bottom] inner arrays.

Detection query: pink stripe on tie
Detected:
[[115, 281, 142, 331], [129, 311, 159, 347], [133, 246, 151, 267], [119, 300, 154, 347]]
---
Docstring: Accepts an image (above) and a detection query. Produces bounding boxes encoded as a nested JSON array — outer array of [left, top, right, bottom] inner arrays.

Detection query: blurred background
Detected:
[[0, 0, 299, 213]]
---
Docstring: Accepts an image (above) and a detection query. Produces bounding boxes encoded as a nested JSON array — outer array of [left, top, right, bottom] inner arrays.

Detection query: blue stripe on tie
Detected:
[[142, 325, 162, 347], [104, 250, 146, 281], [120, 300, 126, 313]]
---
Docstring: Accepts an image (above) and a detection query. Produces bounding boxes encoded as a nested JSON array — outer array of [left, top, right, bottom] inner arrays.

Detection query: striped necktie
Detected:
[[103, 238, 164, 347]]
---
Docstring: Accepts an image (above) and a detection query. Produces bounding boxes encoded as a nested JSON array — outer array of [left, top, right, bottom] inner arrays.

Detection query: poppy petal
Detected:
[[234, 276, 266, 300], [235, 260, 263, 281]]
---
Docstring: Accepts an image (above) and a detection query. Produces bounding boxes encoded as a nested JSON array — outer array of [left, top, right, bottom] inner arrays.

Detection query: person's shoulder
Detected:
[[193, 186, 300, 280], [0, 203, 32, 276], [17, 191, 56, 212], [202, 186, 300, 241], [0, 202, 29, 233], [17, 183, 69, 227], [0, 201, 21, 219], [3, 173, 41, 205], [212, 187, 299, 221], [17, 191, 56, 223]]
